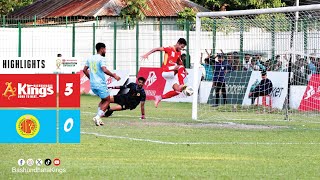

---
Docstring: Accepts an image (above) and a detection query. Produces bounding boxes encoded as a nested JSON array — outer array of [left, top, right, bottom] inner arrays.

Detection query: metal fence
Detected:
[[1, 15, 320, 76]]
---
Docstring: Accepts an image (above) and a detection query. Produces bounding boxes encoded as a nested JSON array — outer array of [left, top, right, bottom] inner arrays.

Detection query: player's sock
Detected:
[[98, 110, 105, 117], [104, 109, 114, 117], [177, 66, 187, 85], [161, 91, 179, 99]]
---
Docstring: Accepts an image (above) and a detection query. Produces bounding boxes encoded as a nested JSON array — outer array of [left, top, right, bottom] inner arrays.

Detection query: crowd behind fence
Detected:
[[200, 49, 320, 86], [0, 17, 320, 77]]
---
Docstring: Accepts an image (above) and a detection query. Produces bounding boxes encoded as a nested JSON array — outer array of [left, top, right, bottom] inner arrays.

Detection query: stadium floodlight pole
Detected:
[[192, 16, 201, 120]]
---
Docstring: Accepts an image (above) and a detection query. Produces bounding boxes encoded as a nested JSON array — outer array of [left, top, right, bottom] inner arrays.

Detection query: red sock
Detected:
[[178, 66, 186, 85], [161, 91, 179, 99]]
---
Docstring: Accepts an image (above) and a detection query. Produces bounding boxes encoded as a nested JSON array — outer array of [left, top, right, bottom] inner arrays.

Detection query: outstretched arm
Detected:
[[140, 101, 145, 119], [102, 66, 120, 81], [141, 47, 164, 60], [83, 66, 90, 79]]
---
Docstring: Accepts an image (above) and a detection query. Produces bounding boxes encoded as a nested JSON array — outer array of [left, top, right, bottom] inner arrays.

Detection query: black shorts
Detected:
[[114, 95, 139, 110]]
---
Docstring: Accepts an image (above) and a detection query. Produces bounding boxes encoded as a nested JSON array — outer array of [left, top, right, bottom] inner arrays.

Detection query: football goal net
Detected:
[[192, 4, 320, 121]]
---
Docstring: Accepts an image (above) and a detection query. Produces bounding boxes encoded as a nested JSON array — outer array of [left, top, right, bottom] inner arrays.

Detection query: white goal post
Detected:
[[192, 4, 320, 120]]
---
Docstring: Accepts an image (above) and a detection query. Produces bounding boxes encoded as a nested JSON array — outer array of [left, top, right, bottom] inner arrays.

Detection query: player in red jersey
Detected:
[[141, 38, 188, 107]]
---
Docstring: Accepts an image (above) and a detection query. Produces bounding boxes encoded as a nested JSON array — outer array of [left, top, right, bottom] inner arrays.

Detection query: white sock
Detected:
[[97, 110, 105, 117]]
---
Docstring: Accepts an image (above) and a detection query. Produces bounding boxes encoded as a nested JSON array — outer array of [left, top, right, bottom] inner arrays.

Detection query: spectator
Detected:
[[264, 59, 272, 71], [249, 58, 260, 71], [308, 54, 317, 74], [232, 52, 241, 71], [243, 53, 252, 71], [200, 55, 213, 81], [249, 71, 273, 105], [255, 54, 266, 71], [273, 55, 283, 71], [226, 53, 233, 68], [292, 58, 308, 85], [211, 53, 232, 107], [316, 57, 320, 73]]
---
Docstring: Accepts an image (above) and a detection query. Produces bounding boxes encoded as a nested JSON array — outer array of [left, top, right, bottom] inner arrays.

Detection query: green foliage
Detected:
[[0, 0, 33, 15], [190, 0, 286, 10], [254, 13, 291, 32], [177, 7, 196, 30], [119, 0, 150, 29]]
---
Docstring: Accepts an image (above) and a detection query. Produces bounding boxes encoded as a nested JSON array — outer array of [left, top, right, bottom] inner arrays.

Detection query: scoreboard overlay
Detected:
[[0, 74, 80, 144]]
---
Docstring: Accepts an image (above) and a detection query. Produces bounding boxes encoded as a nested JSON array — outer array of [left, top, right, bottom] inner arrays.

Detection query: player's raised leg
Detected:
[[154, 71, 187, 108]]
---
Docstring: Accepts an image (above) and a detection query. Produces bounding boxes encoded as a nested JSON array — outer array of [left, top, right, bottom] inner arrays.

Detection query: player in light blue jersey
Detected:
[[83, 42, 120, 126]]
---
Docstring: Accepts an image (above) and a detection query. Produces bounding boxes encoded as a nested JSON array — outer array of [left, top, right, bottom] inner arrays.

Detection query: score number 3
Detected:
[[64, 83, 73, 96]]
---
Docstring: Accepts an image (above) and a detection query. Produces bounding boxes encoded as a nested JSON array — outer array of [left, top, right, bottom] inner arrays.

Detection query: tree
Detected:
[[119, 0, 150, 29], [0, 0, 33, 15], [177, 7, 196, 29], [190, 0, 286, 11]]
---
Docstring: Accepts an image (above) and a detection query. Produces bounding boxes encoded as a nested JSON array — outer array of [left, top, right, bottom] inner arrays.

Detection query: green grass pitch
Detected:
[[1, 95, 320, 179]]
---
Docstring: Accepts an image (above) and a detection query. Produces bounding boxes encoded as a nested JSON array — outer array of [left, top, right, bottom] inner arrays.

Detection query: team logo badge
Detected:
[[2, 82, 16, 100], [16, 114, 40, 139]]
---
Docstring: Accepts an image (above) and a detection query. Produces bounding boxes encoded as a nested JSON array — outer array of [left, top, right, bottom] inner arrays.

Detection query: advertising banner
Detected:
[[137, 67, 166, 100], [299, 74, 320, 111], [207, 71, 252, 105], [242, 71, 288, 109]]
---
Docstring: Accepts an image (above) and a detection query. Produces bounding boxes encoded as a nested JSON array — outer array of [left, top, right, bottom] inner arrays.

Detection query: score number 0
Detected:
[[63, 82, 74, 133]]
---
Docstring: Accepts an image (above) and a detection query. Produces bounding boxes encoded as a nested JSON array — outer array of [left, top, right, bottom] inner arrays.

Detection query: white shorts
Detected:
[[162, 71, 179, 93]]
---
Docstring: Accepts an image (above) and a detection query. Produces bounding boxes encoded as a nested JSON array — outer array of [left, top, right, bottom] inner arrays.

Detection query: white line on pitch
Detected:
[[82, 111, 166, 120], [82, 111, 320, 124], [81, 132, 320, 145]]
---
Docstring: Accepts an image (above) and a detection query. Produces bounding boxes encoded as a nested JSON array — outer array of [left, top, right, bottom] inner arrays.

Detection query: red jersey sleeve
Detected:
[[163, 47, 172, 54]]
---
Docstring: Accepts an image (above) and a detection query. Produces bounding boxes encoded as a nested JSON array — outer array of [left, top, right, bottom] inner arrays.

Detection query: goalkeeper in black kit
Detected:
[[104, 77, 147, 119]]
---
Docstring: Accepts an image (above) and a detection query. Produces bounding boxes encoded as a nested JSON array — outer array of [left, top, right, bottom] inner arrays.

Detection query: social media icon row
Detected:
[[18, 158, 60, 166]]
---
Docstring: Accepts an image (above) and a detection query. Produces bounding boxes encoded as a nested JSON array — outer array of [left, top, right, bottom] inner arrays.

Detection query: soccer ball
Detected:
[[183, 86, 194, 96]]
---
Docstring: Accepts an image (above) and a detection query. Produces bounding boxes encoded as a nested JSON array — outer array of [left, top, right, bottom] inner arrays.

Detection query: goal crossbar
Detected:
[[192, 4, 320, 120], [196, 4, 320, 18]]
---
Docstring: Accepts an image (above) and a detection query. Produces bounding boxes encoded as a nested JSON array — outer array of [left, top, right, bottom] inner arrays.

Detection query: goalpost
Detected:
[[192, 4, 320, 121]]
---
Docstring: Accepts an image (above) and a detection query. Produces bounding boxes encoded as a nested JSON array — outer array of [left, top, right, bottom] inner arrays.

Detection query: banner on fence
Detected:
[[242, 71, 288, 109], [207, 71, 252, 105], [137, 67, 166, 100], [299, 74, 320, 111]]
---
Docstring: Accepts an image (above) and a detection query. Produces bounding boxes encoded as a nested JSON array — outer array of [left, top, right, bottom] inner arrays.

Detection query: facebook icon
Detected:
[[18, 159, 25, 166]]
